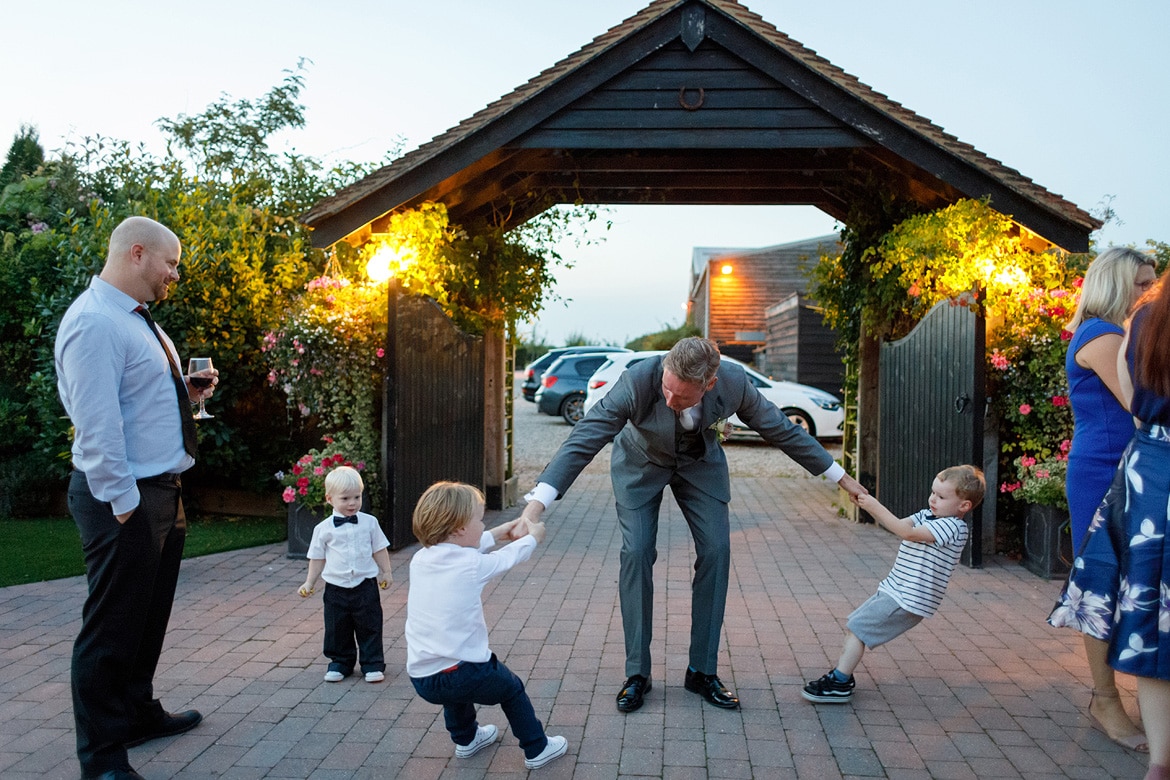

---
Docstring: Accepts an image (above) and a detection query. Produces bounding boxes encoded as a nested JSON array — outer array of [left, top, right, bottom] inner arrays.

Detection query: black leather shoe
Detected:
[[125, 708, 203, 747], [616, 674, 651, 712], [82, 769, 146, 780], [684, 668, 740, 709]]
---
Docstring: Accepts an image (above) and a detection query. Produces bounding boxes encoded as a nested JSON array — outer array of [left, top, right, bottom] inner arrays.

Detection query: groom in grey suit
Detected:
[[522, 337, 865, 712]]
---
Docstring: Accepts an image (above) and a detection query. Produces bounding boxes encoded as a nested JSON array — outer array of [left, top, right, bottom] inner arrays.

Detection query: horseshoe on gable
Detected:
[[678, 86, 705, 111]]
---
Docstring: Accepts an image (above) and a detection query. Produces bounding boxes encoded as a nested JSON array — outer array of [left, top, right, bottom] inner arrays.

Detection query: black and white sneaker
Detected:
[[801, 670, 855, 703]]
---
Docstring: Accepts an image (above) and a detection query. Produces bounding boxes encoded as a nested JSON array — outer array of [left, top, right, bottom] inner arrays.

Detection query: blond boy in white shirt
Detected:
[[405, 481, 568, 770]]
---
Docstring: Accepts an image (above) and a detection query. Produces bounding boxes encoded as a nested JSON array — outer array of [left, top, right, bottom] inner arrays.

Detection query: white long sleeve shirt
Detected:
[[405, 531, 536, 677]]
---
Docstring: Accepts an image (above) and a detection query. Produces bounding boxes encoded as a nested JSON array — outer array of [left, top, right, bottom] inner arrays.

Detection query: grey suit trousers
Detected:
[[617, 473, 730, 677]]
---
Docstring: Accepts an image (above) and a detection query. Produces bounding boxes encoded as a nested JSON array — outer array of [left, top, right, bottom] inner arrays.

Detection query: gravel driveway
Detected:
[[511, 374, 843, 491]]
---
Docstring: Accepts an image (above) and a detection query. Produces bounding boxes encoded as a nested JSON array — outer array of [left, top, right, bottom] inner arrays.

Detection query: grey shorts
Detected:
[[846, 591, 923, 649]]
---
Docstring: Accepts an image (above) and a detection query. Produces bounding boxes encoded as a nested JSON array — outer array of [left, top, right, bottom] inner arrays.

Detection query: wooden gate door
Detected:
[[878, 296, 986, 566], [384, 293, 484, 549]]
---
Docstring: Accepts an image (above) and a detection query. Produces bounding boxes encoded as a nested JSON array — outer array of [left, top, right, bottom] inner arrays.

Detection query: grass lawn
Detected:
[[0, 514, 287, 588]]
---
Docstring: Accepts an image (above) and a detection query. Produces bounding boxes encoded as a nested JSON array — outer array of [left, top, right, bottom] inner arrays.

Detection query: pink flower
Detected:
[[1020, 456, 1036, 468], [1019, 404, 1032, 415], [1000, 481, 1021, 493], [282, 486, 296, 503], [1060, 439, 1071, 453], [313, 466, 325, 476], [1036, 469, 1050, 479], [1060, 329, 1073, 341], [30, 221, 48, 233], [376, 348, 385, 358], [1052, 395, 1068, 407], [990, 350, 1009, 370]]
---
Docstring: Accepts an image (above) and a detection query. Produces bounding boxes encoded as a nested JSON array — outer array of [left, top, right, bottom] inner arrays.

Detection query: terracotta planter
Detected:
[[1023, 503, 1073, 579]]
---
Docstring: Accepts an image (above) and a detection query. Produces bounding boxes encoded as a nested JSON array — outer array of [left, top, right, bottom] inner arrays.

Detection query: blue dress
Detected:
[[1065, 318, 1134, 551], [1049, 308, 1170, 679]]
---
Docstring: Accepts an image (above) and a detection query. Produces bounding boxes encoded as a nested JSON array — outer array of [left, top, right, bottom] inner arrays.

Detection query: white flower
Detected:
[[708, 417, 730, 443], [1118, 632, 1157, 662], [1131, 517, 1163, 548], [1049, 579, 1113, 638], [1118, 576, 1157, 613]]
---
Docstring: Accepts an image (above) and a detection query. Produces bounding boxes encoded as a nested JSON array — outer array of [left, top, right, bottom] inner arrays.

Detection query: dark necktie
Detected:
[[334, 515, 359, 527], [134, 306, 198, 458]]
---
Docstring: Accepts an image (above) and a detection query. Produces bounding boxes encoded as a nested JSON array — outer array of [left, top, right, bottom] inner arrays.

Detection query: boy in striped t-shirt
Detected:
[[802, 464, 985, 703]]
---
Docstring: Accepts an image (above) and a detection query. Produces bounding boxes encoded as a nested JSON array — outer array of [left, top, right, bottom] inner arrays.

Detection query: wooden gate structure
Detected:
[[383, 292, 484, 549], [302, 0, 1097, 540], [878, 297, 988, 567]]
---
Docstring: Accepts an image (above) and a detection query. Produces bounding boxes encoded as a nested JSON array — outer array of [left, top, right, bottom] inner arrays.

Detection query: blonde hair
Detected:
[[1067, 247, 1156, 331], [324, 466, 364, 502], [937, 465, 985, 508], [663, 337, 721, 383], [413, 481, 485, 547]]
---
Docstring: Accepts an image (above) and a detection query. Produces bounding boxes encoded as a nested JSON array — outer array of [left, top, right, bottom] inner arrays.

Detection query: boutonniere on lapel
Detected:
[[708, 418, 730, 443]]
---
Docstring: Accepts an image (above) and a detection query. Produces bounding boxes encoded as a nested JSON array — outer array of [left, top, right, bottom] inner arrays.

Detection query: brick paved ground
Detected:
[[0, 473, 1147, 779]]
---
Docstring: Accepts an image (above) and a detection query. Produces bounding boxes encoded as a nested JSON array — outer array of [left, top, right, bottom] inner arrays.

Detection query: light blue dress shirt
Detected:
[[55, 276, 193, 515]]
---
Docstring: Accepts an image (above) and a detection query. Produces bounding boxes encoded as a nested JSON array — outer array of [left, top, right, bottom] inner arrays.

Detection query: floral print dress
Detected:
[[1048, 423, 1170, 679]]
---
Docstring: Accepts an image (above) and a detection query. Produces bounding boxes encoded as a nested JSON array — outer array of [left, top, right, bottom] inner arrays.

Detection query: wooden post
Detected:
[[483, 324, 508, 509], [856, 325, 880, 518], [381, 277, 398, 544]]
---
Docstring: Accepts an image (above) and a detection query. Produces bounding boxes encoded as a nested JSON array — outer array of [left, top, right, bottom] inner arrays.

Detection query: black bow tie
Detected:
[[333, 515, 359, 527]]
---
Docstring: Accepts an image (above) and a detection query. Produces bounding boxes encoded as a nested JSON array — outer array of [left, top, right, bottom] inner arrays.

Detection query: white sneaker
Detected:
[[525, 735, 567, 769], [323, 670, 345, 682], [454, 724, 499, 758], [364, 670, 385, 683]]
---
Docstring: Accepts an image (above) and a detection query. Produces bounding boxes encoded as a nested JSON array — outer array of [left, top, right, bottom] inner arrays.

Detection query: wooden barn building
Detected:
[[688, 235, 845, 394]]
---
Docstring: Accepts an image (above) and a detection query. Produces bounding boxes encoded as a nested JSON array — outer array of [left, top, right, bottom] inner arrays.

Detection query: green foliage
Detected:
[[625, 321, 701, 350], [0, 124, 45, 189], [0, 514, 286, 585], [1003, 455, 1069, 511], [808, 185, 920, 363], [278, 433, 374, 516], [0, 64, 383, 500]]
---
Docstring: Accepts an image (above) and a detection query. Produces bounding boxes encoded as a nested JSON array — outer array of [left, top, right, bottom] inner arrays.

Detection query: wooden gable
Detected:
[[303, 0, 1098, 252]]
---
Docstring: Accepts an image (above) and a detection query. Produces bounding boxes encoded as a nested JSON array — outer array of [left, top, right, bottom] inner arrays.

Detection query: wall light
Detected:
[[720, 263, 734, 275]]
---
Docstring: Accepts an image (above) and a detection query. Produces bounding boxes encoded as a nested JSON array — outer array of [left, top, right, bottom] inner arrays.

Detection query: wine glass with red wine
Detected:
[[187, 357, 214, 419]]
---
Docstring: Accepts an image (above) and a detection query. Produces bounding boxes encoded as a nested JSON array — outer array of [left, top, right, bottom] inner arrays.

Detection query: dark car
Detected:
[[520, 345, 629, 402], [534, 352, 617, 424]]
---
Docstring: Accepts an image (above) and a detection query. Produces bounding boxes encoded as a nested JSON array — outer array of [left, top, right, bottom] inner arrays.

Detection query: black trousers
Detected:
[[322, 578, 385, 674], [68, 471, 186, 776]]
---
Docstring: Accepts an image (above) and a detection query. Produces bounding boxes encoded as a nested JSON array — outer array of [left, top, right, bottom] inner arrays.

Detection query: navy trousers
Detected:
[[411, 654, 548, 759], [322, 578, 385, 674], [68, 471, 186, 776]]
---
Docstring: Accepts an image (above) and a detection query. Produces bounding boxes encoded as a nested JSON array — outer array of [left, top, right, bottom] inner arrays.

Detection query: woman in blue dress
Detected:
[[1051, 273, 1170, 779], [1063, 248, 1156, 751]]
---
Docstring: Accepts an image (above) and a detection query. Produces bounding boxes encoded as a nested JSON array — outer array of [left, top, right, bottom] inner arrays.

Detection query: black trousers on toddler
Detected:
[[323, 578, 385, 674]]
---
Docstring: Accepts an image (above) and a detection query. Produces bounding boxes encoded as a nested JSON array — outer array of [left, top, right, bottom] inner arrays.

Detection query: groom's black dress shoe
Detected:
[[82, 769, 145, 780], [616, 674, 651, 712], [125, 708, 203, 747], [684, 668, 740, 709]]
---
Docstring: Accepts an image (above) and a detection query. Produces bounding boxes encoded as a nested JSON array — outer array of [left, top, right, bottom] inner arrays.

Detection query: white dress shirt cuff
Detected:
[[819, 462, 845, 484], [524, 482, 559, 508]]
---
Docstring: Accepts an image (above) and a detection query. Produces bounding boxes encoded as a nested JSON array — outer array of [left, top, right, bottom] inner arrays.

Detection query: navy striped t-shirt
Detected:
[[877, 509, 968, 618]]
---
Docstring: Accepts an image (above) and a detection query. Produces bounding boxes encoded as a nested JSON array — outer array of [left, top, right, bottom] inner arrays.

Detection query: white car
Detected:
[[583, 351, 844, 440]]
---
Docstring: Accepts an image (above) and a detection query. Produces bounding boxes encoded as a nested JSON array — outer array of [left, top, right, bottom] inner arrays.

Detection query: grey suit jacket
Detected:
[[537, 355, 835, 508]]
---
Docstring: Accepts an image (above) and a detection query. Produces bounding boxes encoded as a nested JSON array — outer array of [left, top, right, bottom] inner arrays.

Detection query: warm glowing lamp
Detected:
[[366, 246, 395, 284], [720, 263, 734, 275]]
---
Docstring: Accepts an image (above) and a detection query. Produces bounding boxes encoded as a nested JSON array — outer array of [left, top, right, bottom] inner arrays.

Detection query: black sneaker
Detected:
[[801, 670, 855, 703]]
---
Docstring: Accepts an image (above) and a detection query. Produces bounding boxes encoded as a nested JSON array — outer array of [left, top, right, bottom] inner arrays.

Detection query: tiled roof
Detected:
[[302, 0, 1098, 239]]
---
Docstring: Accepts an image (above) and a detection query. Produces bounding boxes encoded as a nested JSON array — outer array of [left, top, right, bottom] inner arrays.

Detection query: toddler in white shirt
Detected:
[[405, 481, 568, 770], [298, 466, 392, 683]]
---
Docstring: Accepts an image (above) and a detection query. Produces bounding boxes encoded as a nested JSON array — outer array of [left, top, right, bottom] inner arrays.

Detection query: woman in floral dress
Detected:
[[1050, 273, 1170, 780], [1063, 247, 1156, 751]]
